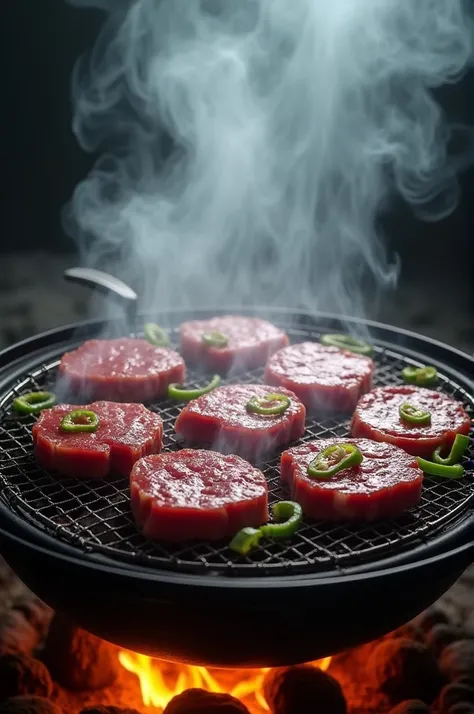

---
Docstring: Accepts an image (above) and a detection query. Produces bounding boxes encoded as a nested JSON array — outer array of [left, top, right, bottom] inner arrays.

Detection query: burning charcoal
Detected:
[[427, 625, 463, 658], [80, 708, 141, 714], [0, 610, 40, 656], [0, 697, 62, 714], [13, 597, 53, 638], [42, 615, 119, 691], [414, 608, 449, 634], [391, 623, 425, 643], [263, 665, 346, 714], [388, 701, 429, 713], [0, 652, 53, 700], [162, 688, 250, 714], [368, 637, 443, 705], [440, 641, 474, 686], [439, 683, 474, 710], [446, 705, 474, 714]]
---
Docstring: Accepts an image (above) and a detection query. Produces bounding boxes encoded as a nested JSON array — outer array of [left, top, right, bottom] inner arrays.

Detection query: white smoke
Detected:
[[64, 0, 473, 321]]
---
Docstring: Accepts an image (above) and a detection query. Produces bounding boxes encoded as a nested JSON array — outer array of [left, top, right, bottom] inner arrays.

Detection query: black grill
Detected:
[[0, 319, 472, 577]]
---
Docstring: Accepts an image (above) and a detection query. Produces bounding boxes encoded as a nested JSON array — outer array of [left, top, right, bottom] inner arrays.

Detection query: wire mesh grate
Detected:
[[0, 320, 473, 577]]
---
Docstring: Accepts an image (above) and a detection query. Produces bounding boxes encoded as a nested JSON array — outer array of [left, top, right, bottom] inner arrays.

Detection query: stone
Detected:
[[0, 652, 53, 701], [368, 637, 443, 705], [439, 683, 474, 711], [263, 665, 347, 714], [162, 689, 250, 714], [41, 615, 119, 691], [440, 641, 474, 686], [388, 701, 429, 713], [0, 697, 62, 714]]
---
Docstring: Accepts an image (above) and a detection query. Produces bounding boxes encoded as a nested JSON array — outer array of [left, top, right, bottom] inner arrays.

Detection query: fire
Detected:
[[118, 650, 331, 713]]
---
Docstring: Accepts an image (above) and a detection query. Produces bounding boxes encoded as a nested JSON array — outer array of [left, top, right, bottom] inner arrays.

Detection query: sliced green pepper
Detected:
[[417, 457, 464, 479], [246, 393, 291, 416], [144, 323, 169, 347], [260, 501, 303, 539], [167, 375, 221, 401], [399, 402, 431, 425], [229, 500, 303, 556], [12, 391, 56, 415], [229, 527, 263, 556], [432, 434, 470, 465], [402, 365, 438, 387], [201, 331, 228, 348], [60, 409, 100, 433], [320, 333, 373, 356], [307, 443, 363, 479]]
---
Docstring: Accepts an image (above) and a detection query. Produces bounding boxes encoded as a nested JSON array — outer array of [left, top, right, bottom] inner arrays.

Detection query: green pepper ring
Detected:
[[168, 375, 221, 401], [320, 333, 373, 356], [144, 323, 169, 347], [246, 393, 291, 416], [307, 443, 363, 479], [12, 391, 56, 414], [399, 402, 431, 426], [60, 409, 100, 433]]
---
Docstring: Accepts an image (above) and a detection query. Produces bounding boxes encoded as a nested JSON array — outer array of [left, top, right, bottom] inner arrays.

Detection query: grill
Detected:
[[0, 314, 473, 579]]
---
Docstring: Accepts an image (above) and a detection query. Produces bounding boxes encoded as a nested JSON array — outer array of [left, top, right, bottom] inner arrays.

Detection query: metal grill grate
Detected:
[[0, 320, 472, 577]]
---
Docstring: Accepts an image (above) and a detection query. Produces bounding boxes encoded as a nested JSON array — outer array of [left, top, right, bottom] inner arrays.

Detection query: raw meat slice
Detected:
[[32, 401, 163, 478], [130, 449, 268, 541], [179, 316, 289, 372], [280, 438, 423, 521], [264, 342, 374, 412], [174, 384, 306, 459], [351, 385, 472, 458], [58, 338, 185, 403]]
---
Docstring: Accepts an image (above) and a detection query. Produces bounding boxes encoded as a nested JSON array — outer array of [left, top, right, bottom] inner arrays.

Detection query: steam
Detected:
[[65, 0, 473, 320]]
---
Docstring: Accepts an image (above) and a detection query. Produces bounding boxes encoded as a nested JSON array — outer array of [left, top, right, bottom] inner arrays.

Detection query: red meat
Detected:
[[58, 338, 185, 402], [32, 401, 163, 478], [351, 385, 472, 458], [179, 316, 289, 372], [280, 437, 423, 521], [264, 342, 374, 412], [130, 449, 268, 541], [175, 384, 306, 459]]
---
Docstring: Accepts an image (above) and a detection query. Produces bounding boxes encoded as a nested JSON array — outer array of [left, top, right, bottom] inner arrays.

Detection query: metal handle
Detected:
[[64, 267, 138, 323], [64, 267, 137, 302]]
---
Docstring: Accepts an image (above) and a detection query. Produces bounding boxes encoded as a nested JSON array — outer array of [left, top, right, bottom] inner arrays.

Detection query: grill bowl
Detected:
[[0, 307, 472, 666]]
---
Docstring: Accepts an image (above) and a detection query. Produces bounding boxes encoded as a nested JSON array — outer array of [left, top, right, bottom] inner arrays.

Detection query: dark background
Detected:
[[1, 0, 473, 353]]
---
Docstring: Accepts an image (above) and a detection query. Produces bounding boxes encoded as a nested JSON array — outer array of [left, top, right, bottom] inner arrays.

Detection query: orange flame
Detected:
[[118, 650, 331, 712]]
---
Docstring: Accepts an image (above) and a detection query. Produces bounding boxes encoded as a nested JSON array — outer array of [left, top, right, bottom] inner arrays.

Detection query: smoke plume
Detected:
[[65, 0, 473, 320]]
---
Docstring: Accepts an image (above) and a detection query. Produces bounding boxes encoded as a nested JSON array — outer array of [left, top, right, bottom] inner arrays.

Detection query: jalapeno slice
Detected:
[[246, 393, 291, 416], [432, 434, 470, 466], [168, 375, 221, 401], [399, 402, 431, 425], [417, 457, 464, 479], [60, 409, 100, 433], [307, 443, 363, 479], [402, 365, 438, 387], [260, 501, 303, 540], [144, 323, 169, 347], [320, 333, 373, 356], [201, 331, 228, 348], [229, 527, 263, 556], [229, 500, 303, 555], [12, 391, 56, 414]]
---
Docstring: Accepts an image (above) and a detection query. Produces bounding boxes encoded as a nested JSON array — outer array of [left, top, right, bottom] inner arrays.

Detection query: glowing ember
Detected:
[[118, 651, 331, 712]]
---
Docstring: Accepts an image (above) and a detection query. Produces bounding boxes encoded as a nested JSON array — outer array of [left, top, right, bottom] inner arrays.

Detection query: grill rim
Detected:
[[0, 513, 473, 592], [0, 307, 472, 585]]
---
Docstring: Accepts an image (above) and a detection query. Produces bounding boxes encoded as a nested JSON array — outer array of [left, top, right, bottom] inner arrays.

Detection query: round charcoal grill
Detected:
[[0, 286, 473, 667], [0, 316, 473, 579]]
